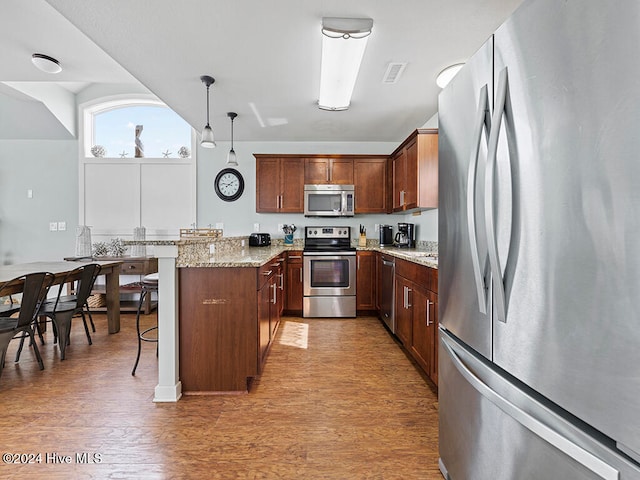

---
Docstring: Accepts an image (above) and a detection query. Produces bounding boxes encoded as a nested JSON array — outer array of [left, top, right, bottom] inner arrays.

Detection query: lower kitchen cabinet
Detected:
[[393, 258, 438, 385], [178, 262, 283, 393], [178, 267, 258, 393], [356, 251, 377, 313], [284, 251, 303, 315]]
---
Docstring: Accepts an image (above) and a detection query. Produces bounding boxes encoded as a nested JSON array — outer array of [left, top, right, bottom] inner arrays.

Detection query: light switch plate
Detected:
[[58, 221, 66, 231], [49, 222, 58, 231]]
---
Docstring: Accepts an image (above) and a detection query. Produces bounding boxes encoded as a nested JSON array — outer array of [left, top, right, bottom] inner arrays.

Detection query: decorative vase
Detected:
[[284, 234, 294, 246]]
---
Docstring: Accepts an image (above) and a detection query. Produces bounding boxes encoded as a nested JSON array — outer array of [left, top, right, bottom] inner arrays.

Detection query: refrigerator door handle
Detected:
[[485, 67, 509, 323], [441, 333, 620, 480], [467, 84, 491, 315]]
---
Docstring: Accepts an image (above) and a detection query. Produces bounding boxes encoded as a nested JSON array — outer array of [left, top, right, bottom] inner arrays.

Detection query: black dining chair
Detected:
[[49, 257, 100, 333], [0, 276, 26, 318], [0, 272, 55, 379], [37, 264, 101, 360]]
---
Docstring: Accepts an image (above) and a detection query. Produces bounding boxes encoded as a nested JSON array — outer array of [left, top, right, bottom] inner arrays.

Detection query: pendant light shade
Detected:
[[226, 112, 238, 166], [200, 75, 216, 148]]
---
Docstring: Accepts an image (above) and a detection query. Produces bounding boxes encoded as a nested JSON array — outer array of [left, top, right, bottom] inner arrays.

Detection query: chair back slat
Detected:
[[76, 264, 101, 307], [16, 272, 55, 328]]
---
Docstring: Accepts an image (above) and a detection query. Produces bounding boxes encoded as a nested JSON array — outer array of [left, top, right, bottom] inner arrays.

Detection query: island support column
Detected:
[[153, 245, 182, 402]]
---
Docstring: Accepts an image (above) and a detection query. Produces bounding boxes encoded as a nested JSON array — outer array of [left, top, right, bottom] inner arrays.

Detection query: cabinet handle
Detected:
[[426, 299, 431, 326], [277, 273, 284, 290], [326, 165, 330, 183], [263, 270, 273, 276], [400, 190, 405, 206], [406, 287, 412, 308], [289, 255, 302, 259], [300, 268, 303, 283], [272, 282, 277, 304]]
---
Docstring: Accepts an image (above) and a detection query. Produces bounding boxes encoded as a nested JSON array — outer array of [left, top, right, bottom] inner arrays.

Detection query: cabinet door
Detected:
[[285, 252, 303, 314], [304, 158, 330, 184], [392, 149, 406, 211], [329, 158, 354, 184], [403, 137, 418, 210], [280, 158, 304, 212], [258, 280, 271, 371], [410, 284, 432, 377], [394, 276, 412, 347], [256, 157, 280, 212], [354, 158, 387, 213], [356, 251, 376, 311], [417, 131, 439, 208]]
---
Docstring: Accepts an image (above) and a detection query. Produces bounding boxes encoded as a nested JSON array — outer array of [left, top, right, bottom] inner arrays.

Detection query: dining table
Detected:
[[0, 260, 123, 333]]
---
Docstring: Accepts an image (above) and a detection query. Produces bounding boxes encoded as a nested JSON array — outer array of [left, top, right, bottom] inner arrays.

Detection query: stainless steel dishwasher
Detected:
[[380, 255, 395, 333]]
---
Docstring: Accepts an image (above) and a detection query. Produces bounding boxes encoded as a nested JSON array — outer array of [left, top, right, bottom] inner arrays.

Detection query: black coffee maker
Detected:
[[394, 223, 415, 248]]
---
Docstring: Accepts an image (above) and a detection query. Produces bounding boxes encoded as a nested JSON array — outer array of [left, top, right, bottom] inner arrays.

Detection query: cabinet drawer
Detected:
[[257, 263, 275, 289]]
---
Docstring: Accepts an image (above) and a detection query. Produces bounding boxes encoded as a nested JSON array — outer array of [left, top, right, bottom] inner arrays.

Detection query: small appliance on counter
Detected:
[[379, 225, 394, 246], [249, 233, 271, 247], [394, 223, 415, 248]]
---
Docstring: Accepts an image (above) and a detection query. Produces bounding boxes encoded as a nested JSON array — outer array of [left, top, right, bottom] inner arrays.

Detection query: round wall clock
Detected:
[[214, 168, 245, 202]]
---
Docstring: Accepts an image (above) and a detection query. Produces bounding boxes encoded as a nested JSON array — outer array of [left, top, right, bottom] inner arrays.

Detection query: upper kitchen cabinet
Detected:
[[304, 157, 353, 185], [353, 157, 389, 214], [391, 129, 438, 212], [255, 155, 304, 213]]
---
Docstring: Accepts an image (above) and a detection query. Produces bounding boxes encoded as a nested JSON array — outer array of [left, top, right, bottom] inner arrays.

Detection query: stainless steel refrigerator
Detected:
[[438, 0, 640, 478]]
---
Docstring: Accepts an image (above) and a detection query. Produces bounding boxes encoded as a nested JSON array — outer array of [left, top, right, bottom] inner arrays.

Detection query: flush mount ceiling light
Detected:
[[436, 63, 465, 89], [200, 75, 216, 148], [226, 112, 238, 166], [31, 53, 62, 74], [318, 17, 373, 111]]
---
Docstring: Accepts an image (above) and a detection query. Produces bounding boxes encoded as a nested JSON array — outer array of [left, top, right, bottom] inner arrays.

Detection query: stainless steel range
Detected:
[[303, 226, 356, 318]]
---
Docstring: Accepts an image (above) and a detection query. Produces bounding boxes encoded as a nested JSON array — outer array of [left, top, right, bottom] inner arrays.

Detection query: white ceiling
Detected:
[[1, 0, 523, 143]]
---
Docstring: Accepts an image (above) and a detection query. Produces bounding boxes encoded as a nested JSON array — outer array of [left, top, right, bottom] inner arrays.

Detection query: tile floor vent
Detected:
[[382, 62, 407, 84]]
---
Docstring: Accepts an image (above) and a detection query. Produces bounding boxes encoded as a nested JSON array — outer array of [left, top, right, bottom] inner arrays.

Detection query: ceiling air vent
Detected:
[[382, 62, 407, 84]]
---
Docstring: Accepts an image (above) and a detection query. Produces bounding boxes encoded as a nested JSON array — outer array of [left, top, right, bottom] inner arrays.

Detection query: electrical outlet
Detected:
[[27, 189, 33, 199], [254, 223, 260, 232], [375, 224, 380, 232], [58, 221, 66, 231], [278, 223, 284, 232], [49, 222, 58, 232], [209, 244, 216, 254]]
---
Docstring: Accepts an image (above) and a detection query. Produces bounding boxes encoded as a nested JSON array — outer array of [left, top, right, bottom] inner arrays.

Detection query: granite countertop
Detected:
[[125, 238, 437, 269], [180, 245, 437, 269], [178, 246, 295, 268]]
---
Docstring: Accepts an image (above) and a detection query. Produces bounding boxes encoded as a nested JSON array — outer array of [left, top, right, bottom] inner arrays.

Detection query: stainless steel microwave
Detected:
[[304, 184, 355, 217]]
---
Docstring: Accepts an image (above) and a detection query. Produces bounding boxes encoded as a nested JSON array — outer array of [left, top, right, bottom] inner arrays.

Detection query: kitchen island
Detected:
[[128, 237, 437, 400]]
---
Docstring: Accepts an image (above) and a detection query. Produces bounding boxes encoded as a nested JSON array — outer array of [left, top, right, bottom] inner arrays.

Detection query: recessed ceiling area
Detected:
[[1, 0, 523, 142]]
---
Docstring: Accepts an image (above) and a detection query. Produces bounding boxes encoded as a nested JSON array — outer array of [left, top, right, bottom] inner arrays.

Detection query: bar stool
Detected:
[[131, 273, 158, 376]]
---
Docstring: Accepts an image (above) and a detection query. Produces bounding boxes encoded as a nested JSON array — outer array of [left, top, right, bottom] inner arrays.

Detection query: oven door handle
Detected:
[[303, 252, 356, 258]]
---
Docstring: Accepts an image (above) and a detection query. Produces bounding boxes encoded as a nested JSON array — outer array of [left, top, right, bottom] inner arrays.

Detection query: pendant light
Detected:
[[200, 75, 216, 148], [226, 112, 238, 166]]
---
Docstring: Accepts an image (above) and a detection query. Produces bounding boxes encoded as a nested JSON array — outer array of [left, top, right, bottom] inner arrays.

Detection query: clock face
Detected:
[[214, 168, 244, 202]]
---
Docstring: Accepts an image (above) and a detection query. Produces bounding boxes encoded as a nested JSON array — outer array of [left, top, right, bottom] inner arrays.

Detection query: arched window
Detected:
[[83, 98, 192, 159]]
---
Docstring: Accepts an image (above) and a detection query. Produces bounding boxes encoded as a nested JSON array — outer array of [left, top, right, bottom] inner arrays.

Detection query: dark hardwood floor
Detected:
[[0, 312, 441, 479]]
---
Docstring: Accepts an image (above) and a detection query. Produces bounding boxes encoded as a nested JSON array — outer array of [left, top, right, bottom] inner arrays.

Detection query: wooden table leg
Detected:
[[104, 267, 121, 333]]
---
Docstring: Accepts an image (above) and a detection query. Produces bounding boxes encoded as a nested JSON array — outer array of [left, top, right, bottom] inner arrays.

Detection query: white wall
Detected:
[[0, 139, 78, 264]]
